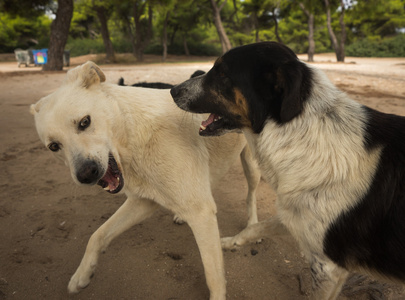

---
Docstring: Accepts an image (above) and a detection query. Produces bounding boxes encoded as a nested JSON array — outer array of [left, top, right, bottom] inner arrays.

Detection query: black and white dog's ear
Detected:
[[277, 61, 312, 123]]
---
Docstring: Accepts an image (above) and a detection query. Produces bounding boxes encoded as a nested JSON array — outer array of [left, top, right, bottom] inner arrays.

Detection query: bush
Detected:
[[346, 35, 405, 57], [66, 37, 220, 58], [66, 38, 105, 56], [145, 41, 221, 56], [0, 13, 51, 53]]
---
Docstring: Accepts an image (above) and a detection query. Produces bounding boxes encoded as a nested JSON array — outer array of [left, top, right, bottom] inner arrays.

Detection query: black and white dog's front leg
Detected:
[[221, 216, 288, 250], [68, 197, 159, 294], [309, 255, 349, 300]]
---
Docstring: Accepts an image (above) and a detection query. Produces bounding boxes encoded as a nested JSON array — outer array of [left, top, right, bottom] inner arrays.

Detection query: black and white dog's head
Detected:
[[170, 42, 313, 136]]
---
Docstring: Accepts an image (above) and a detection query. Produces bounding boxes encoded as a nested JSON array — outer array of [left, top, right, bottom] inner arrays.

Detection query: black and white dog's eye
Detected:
[[79, 115, 91, 130], [48, 142, 60, 152]]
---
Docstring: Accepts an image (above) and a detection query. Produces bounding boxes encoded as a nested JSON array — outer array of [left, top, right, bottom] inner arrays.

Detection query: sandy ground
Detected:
[[1, 53, 405, 300]]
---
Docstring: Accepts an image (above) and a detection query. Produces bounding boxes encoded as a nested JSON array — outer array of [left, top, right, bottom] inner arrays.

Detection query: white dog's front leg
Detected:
[[68, 197, 158, 294], [185, 207, 226, 300]]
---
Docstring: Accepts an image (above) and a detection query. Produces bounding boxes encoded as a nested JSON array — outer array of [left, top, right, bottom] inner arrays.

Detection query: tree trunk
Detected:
[[95, 5, 116, 63], [325, 0, 345, 62], [338, 0, 346, 62], [307, 13, 315, 62], [299, 2, 315, 62], [272, 9, 283, 44], [42, 0, 73, 71], [123, 17, 136, 57], [132, 0, 153, 62], [254, 12, 260, 43], [133, 1, 144, 61], [210, 0, 232, 53], [162, 11, 170, 62], [183, 35, 190, 56]]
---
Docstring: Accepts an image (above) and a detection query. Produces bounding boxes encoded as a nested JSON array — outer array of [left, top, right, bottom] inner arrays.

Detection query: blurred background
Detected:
[[0, 0, 404, 68]]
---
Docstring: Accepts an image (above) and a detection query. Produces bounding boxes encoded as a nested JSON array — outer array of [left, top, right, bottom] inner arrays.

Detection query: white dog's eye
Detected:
[[79, 115, 91, 131], [48, 142, 60, 152]]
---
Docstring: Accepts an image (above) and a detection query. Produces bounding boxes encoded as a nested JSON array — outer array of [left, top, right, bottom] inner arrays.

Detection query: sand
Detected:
[[1, 53, 405, 300]]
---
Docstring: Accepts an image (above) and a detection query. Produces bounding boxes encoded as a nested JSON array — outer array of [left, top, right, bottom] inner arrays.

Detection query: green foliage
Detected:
[[66, 37, 105, 56], [144, 40, 220, 56], [2, 0, 404, 58], [69, 0, 96, 39], [346, 0, 405, 39], [0, 0, 53, 18], [0, 12, 51, 52], [346, 35, 405, 57]]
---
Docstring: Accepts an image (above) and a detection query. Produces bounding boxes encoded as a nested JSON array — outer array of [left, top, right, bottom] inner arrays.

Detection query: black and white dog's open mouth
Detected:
[[199, 113, 224, 136], [97, 154, 124, 194]]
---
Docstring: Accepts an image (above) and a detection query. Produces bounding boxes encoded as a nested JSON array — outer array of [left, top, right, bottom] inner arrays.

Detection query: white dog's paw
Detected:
[[221, 236, 241, 250], [67, 268, 94, 294], [173, 214, 185, 225]]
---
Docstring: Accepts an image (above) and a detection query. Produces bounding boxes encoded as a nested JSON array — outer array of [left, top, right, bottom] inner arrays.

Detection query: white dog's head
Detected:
[[30, 61, 124, 194]]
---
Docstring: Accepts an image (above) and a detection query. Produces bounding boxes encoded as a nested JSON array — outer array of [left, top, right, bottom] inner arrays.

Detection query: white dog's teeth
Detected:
[[117, 177, 120, 182], [200, 125, 206, 130], [218, 116, 222, 120], [104, 186, 110, 191]]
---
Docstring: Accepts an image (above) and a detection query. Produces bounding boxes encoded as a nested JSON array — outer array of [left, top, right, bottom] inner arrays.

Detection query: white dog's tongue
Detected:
[[102, 172, 119, 192]]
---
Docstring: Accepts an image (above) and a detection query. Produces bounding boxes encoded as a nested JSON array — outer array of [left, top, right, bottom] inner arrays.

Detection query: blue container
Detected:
[[32, 49, 48, 65]]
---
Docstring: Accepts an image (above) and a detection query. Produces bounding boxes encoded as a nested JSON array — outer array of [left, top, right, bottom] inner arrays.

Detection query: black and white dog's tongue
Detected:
[[200, 113, 222, 132]]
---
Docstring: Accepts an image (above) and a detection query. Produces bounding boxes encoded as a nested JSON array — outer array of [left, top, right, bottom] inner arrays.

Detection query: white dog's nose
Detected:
[[76, 160, 101, 184]]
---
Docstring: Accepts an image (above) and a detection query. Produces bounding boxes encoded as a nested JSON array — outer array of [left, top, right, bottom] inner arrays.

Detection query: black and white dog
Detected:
[[170, 41, 405, 299]]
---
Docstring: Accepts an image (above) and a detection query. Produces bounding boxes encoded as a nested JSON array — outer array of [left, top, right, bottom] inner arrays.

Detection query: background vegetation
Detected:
[[0, 0, 404, 61]]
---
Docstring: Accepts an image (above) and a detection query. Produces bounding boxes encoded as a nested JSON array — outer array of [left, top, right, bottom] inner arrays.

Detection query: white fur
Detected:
[[31, 62, 261, 300]]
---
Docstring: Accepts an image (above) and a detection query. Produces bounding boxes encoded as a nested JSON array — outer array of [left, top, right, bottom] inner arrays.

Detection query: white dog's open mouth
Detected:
[[97, 154, 124, 194]]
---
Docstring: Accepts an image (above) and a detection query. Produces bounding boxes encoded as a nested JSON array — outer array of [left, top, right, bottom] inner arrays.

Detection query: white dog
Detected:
[[30, 61, 261, 299]]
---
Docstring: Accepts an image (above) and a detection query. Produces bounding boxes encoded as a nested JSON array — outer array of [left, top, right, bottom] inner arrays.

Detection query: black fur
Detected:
[[190, 70, 206, 78], [324, 107, 405, 280], [118, 78, 173, 89], [118, 70, 205, 90]]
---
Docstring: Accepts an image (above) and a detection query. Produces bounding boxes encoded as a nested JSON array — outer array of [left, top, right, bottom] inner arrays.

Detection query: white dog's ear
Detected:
[[66, 61, 106, 88], [30, 97, 47, 115], [30, 104, 37, 115]]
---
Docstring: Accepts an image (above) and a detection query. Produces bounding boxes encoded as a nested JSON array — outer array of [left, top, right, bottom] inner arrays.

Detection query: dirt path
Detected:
[[0, 54, 404, 300]]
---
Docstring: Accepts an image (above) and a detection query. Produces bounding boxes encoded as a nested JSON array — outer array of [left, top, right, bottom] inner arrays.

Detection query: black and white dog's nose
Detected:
[[170, 85, 183, 99]]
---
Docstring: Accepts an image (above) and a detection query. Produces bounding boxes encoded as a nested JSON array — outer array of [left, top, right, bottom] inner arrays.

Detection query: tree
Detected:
[[210, 0, 232, 53], [298, 1, 315, 62], [116, 0, 153, 61], [242, 0, 283, 43], [345, 0, 405, 40], [93, 0, 116, 63], [162, 10, 170, 61], [155, 0, 176, 62], [0, 0, 52, 18], [324, 0, 346, 62], [167, 0, 208, 56], [43, 0, 73, 71], [0, 0, 53, 52]]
